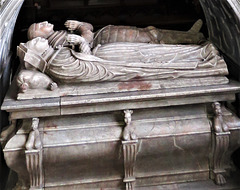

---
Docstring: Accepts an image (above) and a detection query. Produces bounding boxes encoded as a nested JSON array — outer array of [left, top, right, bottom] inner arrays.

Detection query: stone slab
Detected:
[[2, 80, 240, 119], [60, 80, 240, 106], [16, 76, 229, 100], [60, 81, 240, 115]]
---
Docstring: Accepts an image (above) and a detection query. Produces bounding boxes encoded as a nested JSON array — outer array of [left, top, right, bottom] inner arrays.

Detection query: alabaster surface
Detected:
[[13, 19, 230, 100]]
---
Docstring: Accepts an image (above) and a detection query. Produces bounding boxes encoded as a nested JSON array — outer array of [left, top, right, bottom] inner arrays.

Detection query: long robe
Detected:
[[47, 42, 228, 83]]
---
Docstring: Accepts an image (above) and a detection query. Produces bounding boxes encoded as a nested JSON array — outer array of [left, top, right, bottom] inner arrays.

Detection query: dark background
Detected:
[[12, 0, 207, 47]]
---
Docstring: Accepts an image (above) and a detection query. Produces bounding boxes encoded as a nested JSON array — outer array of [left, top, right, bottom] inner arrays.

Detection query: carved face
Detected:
[[213, 102, 222, 115], [215, 106, 222, 115], [124, 113, 132, 124], [32, 118, 39, 130], [28, 21, 54, 39], [37, 21, 54, 36], [26, 37, 49, 55]]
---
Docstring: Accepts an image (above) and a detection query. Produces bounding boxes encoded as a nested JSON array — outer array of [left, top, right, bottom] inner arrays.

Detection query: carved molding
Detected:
[[122, 140, 138, 190], [0, 0, 24, 74], [25, 118, 44, 190], [199, 0, 240, 66], [25, 150, 43, 190], [211, 102, 230, 185]]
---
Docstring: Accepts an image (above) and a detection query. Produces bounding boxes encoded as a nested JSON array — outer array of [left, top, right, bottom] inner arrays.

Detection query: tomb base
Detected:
[[1, 81, 240, 189]]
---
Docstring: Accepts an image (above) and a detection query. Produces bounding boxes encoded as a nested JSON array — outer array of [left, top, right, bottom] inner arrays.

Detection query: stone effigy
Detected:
[[15, 20, 229, 98], [17, 38, 227, 83], [27, 19, 205, 49]]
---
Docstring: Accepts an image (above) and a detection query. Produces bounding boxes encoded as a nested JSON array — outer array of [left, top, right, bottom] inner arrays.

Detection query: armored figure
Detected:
[[27, 19, 205, 52], [92, 19, 205, 47]]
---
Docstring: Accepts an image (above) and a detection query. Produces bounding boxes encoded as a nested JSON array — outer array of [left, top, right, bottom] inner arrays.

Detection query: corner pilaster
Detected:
[[211, 102, 230, 185], [122, 110, 138, 190], [25, 118, 44, 190]]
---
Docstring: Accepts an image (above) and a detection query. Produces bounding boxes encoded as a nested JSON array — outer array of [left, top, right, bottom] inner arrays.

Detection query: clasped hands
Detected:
[[64, 20, 85, 45]]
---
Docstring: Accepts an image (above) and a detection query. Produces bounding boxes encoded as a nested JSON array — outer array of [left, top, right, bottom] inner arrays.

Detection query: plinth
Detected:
[[1, 80, 240, 189]]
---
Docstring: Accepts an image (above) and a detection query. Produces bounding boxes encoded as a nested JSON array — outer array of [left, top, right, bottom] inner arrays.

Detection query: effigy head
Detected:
[[212, 102, 222, 116], [26, 37, 50, 55], [124, 110, 133, 125], [17, 37, 52, 72], [27, 21, 54, 40]]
